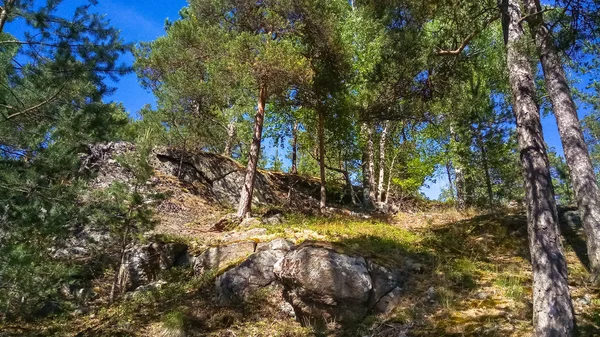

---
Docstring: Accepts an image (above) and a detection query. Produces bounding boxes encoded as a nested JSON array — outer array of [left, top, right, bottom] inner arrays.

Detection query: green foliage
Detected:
[[0, 0, 134, 319], [548, 148, 574, 205]]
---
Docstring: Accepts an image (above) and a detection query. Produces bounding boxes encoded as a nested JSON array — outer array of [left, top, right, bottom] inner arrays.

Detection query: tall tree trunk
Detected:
[[476, 126, 494, 208], [318, 108, 327, 212], [450, 126, 466, 211], [503, 1, 574, 335], [377, 120, 390, 204], [367, 123, 376, 202], [481, 145, 493, 209], [385, 151, 398, 204], [291, 120, 299, 174], [524, 0, 600, 283], [445, 159, 455, 200], [223, 118, 236, 157], [343, 160, 359, 206], [361, 122, 375, 208], [0, 0, 15, 33], [237, 85, 267, 217]]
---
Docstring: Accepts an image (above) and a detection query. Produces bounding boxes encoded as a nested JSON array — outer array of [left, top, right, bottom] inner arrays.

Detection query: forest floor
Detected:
[[6, 207, 600, 337]]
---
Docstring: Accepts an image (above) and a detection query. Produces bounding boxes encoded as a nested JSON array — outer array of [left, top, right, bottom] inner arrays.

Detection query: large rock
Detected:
[[256, 238, 294, 252], [274, 246, 373, 323], [215, 239, 294, 302], [192, 241, 256, 275], [367, 261, 405, 309], [118, 242, 188, 291], [153, 149, 278, 207], [216, 249, 287, 302]]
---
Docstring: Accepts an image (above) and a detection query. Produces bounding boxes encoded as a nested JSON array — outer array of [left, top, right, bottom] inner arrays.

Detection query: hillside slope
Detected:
[[1, 145, 598, 337]]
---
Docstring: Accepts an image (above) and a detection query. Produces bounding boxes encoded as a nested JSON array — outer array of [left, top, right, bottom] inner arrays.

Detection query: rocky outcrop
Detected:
[[82, 142, 357, 210], [153, 148, 279, 207], [216, 249, 288, 302], [116, 231, 404, 324], [273, 246, 404, 323], [117, 242, 188, 291], [274, 246, 372, 322], [192, 241, 256, 275], [201, 236, 404, 322]]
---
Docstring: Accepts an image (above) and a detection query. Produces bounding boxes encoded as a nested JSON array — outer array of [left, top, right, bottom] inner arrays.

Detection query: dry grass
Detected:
[[10, 208, 600, 337]]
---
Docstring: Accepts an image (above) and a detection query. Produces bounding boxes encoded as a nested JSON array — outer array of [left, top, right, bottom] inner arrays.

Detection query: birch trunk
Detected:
[[237, 85, 267, 217], [503, 0, 574, 335], [318, 108, 327, 211], [0, 0, 15, 33], [367, 123, 376, 202], [291, 120, 298, 174], [343, 161, 359, 206], [223, 118, 236, 157], [524, 0, 600, 283], [445, 159, 455, 200], [377, 120, 390, 203], [385, 151, 398, 204], [361, 122, 375, 208], [450, 126, 466, 211]]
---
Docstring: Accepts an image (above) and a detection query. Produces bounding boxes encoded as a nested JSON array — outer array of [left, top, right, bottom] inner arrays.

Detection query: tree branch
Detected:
[[436, 15, 500, 56], [518, 8, 551, 25], [1, 84, 66, 123]]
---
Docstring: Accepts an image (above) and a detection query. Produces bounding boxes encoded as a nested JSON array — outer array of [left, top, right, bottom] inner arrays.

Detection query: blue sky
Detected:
[[89, 0, 189, 115], [8, 0, 577, 200]]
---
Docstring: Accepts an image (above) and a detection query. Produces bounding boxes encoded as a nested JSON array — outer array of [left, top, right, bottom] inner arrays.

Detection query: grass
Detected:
[[494, 270, 527, 301], [9, 208, 600, 337]]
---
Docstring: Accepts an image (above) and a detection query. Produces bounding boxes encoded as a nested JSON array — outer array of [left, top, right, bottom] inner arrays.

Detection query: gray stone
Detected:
[[125, 280, 168, 299], [192, 241, 256, 275], [374, 287, 403, 313], [274, 246, 373, 322], [72, 307, 91, 316], [263, 214, 284, 225], [367, 261, 404, 308], [118, 242, 189, 291], [256, 238, 294, 252], [215, 249, 286, 302], [239, 217, 262, 228], [475, 291, 490, 300], [427, 287, 436, 303], [560, 210, 582, 230]]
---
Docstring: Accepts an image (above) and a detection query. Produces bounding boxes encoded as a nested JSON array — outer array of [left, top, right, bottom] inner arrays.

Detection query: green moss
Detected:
[[494, 272, 526, 301]]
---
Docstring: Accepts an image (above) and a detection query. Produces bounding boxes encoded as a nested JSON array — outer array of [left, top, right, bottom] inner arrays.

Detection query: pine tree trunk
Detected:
[[361, 122, 374, 208], [524, 0, 600, 283], [237, 85, 267, 217], [223, 118, 236, 157], [503, 1, 574, 335], [318, 108, 327, 211], [291, 120, 298, 174], [377, 120, 390, 204]]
